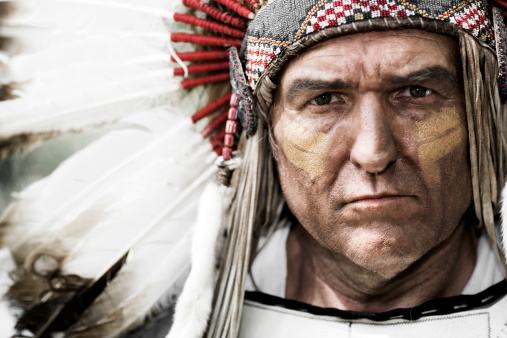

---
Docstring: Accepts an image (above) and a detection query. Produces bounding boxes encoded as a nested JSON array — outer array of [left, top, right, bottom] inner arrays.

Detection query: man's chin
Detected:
[[340, 232, 427, 280]]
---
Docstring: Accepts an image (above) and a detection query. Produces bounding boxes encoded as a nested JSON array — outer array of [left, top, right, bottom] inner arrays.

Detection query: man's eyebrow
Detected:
[[284, 66, 456, 101], [286, 79, 349, 101], [387, 66, 457, 85]]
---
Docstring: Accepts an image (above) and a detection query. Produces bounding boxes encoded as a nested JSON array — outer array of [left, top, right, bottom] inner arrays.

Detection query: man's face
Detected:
[[272, 30, 472, 278]]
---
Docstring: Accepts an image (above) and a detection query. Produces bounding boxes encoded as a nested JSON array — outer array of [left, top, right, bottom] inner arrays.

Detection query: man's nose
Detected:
[[349, 97, 397, 174]]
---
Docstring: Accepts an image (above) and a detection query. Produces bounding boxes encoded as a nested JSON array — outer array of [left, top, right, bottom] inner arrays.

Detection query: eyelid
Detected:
[[398, 86, 434, 98], [308, 92, 341, 105]]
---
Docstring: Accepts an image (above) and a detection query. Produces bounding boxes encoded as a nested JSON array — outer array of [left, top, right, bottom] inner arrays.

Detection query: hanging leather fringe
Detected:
[[460, 31, 507, 275], [207, 122, 283, 337]]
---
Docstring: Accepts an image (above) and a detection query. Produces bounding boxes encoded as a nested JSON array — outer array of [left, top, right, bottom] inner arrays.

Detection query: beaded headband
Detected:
[[169, 0, 507, 160], [244, 0, 497, 91]]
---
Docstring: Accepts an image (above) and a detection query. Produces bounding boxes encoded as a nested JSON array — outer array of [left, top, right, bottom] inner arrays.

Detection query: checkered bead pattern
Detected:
[[244, 0, 495, 91], [245, 39, 289, 89], [448, 2, 493, 42], [306, 1, 416, 36]]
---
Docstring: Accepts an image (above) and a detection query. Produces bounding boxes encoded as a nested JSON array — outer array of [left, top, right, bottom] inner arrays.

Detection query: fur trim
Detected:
[[167, 182, 225, 338]]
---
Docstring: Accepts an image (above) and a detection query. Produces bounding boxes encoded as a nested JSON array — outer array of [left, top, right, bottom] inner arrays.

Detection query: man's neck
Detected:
[[285, 221, 478, 312]]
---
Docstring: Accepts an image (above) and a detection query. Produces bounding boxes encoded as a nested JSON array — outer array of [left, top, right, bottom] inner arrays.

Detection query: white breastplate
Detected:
[[240, 281, 507, 338]]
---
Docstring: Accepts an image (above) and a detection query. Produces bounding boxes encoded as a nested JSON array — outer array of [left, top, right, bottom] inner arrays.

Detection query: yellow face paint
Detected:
[[411, 107, 465, 171], [282, 120, 332, 179]]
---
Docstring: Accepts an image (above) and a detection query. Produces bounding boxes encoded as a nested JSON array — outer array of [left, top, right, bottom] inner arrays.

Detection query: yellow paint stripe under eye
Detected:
[[411, 107, 461, 143], [417, 128, 463, 165], [282, 120, 331, 178], [411, 107, 465, 170]]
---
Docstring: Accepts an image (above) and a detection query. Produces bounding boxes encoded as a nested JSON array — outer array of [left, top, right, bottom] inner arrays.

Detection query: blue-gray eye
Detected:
[[312, 93, 332, 105]]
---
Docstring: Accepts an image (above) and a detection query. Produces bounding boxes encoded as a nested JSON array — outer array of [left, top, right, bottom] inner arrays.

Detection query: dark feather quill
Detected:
[[8, 253, 128, 337]]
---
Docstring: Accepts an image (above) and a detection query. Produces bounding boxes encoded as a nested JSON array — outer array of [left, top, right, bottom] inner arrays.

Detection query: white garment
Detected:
[[242, 227, 507, 338], [240, 293, 507, 338], [246, 226, 505, 297], [463, 233, 505, 294]]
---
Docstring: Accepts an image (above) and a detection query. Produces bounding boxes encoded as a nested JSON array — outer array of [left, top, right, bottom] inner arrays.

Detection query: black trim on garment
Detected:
[[244, 279, 507, 321]]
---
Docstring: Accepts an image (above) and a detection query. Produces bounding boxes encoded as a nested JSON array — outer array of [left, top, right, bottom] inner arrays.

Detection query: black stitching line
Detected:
[[244, 280, 507, 322]]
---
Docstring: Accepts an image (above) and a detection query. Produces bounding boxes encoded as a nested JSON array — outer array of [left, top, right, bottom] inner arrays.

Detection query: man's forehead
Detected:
[[307, 29, 457, 51], [280, 29, 458, 89]]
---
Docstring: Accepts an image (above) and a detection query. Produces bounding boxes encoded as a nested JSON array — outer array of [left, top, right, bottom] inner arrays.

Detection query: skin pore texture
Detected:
[[273, 30, 478, 312]]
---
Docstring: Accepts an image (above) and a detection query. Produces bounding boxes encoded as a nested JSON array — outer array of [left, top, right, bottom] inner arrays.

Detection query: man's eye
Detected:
[[310, 93, 334, 105], [402, 86, 433, 98]]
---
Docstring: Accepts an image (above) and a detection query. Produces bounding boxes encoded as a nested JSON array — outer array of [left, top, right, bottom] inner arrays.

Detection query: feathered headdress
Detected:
[[1, 0, 507, 338], [0, 0, 254, 336]]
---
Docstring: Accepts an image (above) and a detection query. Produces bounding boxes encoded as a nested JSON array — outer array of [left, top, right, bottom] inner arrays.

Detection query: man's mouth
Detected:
[[347, 194, 414, 209]]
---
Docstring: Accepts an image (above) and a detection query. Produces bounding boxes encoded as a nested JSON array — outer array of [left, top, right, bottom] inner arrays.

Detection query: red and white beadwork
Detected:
[[245, 38, 288, 89], [222, 93, 240, 160], [304, 0, 415, 36], [448, 2, 493, 41]]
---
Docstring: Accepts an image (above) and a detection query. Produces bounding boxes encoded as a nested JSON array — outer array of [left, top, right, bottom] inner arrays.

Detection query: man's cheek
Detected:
[[280, 119, 332, 179], [411, 107, 466, 173]]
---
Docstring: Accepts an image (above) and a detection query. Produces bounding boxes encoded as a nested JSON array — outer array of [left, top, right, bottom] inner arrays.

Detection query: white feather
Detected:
[[0, 109, 206, 262], [46, 148, 216, 279], [0, 0, 196, 144], [65, 166, 221, 338], [17, 156, 217, 337], [168, 182, 226, 338], [68, 214, 194, 337], [5, 123, 216, 334], [4, 39, 172, 84], [1, 0, 186, 55], [0, 70, 182, 140], [0, 177, 50, 263], [0, 0, 226, 336]]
